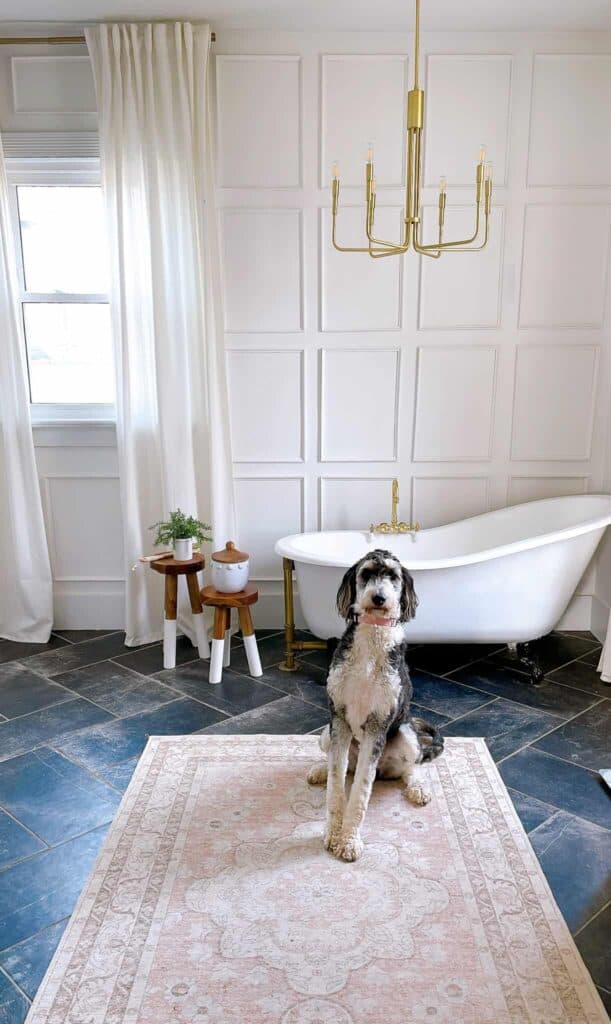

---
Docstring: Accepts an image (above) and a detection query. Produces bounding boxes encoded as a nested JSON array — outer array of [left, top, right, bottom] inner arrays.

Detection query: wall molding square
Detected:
[[11, 56, 96, 115], [228, 348, 304, 463], [42, 474, 124, 582], [510, 344, 600, 462], [528, 54, 611, 187], [417, 205, 505, 329], [412, 345, 498, 462], [319, 206, 404, 332], [424, 54, 512, 187], [216, 55, 302, 189], [411, 475, 490, 528], [518, 204, 611, 329], [318, 475, 395, 531], [507, 475, 590, 506], [320, 54, 408, 188], [234, 475, 304, 580], [222, 208, 304, 333], [319, 347, 401, 463]]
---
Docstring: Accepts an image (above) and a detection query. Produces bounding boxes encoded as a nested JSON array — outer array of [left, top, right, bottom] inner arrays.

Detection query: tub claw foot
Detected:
[[515, 642, 545, 686]]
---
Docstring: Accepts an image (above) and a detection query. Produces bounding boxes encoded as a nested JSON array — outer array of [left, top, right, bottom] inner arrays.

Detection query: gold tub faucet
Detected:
[[370, 478, 420, 535]]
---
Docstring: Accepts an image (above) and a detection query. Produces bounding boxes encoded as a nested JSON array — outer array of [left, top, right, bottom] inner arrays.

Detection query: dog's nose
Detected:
[[371, 593, 386, 607]]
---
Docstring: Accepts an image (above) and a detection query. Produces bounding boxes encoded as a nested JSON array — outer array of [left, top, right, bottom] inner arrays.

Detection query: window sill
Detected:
[[30, 404, 116, 427]]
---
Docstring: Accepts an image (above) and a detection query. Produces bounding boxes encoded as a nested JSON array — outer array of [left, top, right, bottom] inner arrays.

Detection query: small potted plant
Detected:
[[150, 509, 212, 561]]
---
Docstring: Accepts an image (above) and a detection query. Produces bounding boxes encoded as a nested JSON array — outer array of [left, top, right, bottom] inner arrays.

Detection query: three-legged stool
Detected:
[[150, 553, 209, 669], [201, 583, 263, 684]]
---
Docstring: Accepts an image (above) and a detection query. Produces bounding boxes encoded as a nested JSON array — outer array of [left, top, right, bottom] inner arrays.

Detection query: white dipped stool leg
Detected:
[[209, 607, 228, 684], [186, 574, 210, 659], [238, 606, 263, 678], [163, 576, 178, 669], [163, 619, 177, 669], [223, 628, 231, 668]]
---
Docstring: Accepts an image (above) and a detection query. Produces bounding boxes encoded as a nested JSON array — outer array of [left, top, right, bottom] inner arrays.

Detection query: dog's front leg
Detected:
[[324, 716, 352, 852], [333, 728, 383, 862]]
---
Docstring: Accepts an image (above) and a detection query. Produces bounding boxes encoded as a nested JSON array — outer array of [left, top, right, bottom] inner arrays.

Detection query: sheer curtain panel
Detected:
[[86, 22, 236, 645]]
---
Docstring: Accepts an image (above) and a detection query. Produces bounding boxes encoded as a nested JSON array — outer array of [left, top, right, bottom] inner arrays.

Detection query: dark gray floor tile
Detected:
[[529, 811, 611, 933], [595, 985, 611, 1017], [408, 643, 505, 676], [0, 748, 120, 846], [0, 700, 114, 763], [549, 658, 610, 698], [250, 663, 329, 709], [575, 904, 611, 993], [155, 662, 283, 716], [410, 705, 452, 729], [506, 788, 558, 834], [0, 634, 68, 667], [201, 695, 328, 735], [97, 757, 140, 793], [52, 661, 178, 717], [410, 669, 494, 720], [299, 647, 332, 671], [534, 700, 610, 772], [0, 825, 108, 951], [490, 632, 600, 674], [0, 810, 45, 869], [0, 968, 29, 1023], [579, 648, 605, 669], [228, 631, 312, 674], [112, 636, 201, 676], [24, 633, 132, 678], [0, 918, 68, 999], [52, 629, 117, 643], [499, 747, 611, 830], [0, 664, 72, 720], [442, 697, 558, 761], [54, 699, 227, 771], [449, 660, 601, 719]]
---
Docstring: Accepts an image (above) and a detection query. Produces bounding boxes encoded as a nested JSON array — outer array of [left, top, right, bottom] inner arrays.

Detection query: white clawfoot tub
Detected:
[[275, 495, 611, 644]]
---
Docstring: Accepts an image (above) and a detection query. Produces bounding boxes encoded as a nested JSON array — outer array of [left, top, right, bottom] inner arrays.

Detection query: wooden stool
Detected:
[[150, 553, 209, 669], [201, 583, 262, 684]]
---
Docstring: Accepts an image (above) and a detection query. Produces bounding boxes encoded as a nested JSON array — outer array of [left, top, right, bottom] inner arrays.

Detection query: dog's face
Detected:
[[336, 548, 418, 624]]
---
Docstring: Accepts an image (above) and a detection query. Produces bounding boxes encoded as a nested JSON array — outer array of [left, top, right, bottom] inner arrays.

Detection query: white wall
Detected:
[[1, 27, 610, 630]]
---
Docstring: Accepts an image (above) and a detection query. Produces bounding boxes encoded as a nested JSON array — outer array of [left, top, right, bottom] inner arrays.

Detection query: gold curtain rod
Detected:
[[0, 31, 216, 44]]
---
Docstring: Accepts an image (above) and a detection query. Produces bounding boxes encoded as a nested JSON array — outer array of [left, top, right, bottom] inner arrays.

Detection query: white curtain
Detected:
[[0, 135, 53, 642], [86, 22, 236, 645]]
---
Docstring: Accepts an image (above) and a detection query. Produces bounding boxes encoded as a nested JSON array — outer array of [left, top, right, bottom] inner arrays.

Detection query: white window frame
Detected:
[[6, 157, 115, 425]]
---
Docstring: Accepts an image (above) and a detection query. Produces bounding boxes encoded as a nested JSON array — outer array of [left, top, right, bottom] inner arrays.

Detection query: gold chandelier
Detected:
[[330, 0, 493, 259]]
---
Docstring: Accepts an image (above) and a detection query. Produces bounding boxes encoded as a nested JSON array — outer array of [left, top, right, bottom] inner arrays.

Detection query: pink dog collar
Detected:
[[359, 613, 399, 628]]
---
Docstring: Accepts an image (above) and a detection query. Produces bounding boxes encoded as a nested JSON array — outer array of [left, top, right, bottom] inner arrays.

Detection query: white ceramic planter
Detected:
[[173, 537, 194, 561], [211, 558, 249, 593]]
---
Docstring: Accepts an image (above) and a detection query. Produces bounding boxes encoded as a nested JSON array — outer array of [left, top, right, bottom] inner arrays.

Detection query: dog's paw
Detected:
[[323, 817, 343, 851], [307, 764, 328, 786], [405, 782, 431, 806], [333, 831, 364, 862]]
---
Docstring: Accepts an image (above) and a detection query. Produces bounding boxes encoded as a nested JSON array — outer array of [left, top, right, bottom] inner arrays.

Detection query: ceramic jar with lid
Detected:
[[211, 541, 250, 593]]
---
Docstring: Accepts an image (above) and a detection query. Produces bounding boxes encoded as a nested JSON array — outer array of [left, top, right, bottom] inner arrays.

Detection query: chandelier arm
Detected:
[[365, 193, 410, 251], [415, 204, 483, 251], [424, 212, 490, 253], [331, 216, 394, 254]]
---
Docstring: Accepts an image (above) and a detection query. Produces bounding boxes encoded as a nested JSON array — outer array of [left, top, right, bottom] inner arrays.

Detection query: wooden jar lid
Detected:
[[211, 540, 249, 564]]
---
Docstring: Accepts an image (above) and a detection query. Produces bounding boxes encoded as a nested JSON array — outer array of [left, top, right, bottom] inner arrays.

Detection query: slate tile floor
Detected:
[[0, 627, 609, 1021]]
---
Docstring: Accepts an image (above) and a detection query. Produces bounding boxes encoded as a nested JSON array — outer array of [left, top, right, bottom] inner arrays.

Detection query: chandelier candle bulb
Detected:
[[330, 0, 492, 259], [332, 162, 339, 180]]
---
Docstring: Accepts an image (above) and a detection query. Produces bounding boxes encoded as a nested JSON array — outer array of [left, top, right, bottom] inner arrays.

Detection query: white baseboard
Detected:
[[53, 583, 125, 630], [591, 595, 609, 643], [555, 594, 593, 632]]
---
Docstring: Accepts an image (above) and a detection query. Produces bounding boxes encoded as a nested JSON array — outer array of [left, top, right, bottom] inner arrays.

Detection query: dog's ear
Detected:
[[336, 563, 358, 621], [400, 566, 418, 622]]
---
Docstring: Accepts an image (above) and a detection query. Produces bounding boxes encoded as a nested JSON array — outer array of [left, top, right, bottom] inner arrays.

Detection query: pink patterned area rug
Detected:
[[26, 736, 606, 1024]]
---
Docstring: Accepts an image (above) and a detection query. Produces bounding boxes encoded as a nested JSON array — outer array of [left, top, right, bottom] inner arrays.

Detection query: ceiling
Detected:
[[1, 0, 611, 31]]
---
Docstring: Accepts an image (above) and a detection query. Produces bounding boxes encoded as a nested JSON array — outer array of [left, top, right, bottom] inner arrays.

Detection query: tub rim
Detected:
[[274, 494, 611, 571]]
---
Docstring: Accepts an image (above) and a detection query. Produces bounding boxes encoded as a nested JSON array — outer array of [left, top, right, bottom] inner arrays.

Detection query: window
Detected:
[[11, 180, 114, 411]]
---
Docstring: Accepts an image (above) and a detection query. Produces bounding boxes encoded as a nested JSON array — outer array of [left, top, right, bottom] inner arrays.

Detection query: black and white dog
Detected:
[[308, 548, 444, 862]]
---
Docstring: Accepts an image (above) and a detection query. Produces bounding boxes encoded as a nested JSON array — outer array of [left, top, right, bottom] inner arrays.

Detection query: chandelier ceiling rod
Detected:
[[330, 0, 492, 260]]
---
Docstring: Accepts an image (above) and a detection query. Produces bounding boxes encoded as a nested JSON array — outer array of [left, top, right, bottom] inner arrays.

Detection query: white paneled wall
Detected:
[[1, 29, 610, 629]]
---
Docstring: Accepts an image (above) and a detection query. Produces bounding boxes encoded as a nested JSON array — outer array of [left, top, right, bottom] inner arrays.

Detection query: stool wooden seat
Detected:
[[200, 583, 262, 684], [150, 553, 208, 669]]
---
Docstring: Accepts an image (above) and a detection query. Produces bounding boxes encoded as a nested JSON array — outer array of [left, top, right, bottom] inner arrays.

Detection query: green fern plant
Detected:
[[150, 509, 212, 547]]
